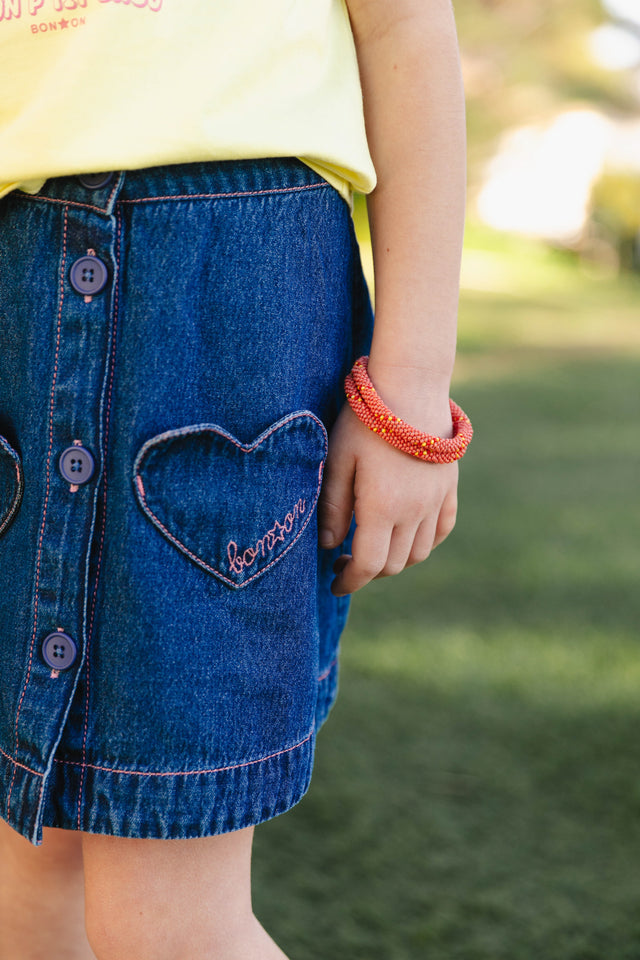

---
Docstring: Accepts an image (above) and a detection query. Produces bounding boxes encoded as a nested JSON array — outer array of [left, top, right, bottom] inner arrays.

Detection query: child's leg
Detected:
[[0, 818, 95, 960], [82, 825, 289, 960]]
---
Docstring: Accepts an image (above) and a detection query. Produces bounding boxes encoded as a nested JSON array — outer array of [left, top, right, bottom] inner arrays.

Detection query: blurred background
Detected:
[[254, 2, 640, 957]]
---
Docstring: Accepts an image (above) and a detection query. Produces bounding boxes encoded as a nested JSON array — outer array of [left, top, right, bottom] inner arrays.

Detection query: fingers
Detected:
[[331, 487, 459, 596], [317, 447, 356, 550], [405, 518, 436, 568], [331, 520, 393, 596], [433, 486, 458, 548], [405, 489, 456, 566], [320, 405, 460, 596], [381, 523, 420, 577]]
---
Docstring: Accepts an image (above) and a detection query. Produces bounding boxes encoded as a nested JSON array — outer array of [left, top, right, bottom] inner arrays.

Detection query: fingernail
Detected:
[[319, 529, 334, 548]]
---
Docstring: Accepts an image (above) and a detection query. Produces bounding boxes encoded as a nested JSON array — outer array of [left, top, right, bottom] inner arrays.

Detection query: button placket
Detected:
[[11, 195, 121, 778]]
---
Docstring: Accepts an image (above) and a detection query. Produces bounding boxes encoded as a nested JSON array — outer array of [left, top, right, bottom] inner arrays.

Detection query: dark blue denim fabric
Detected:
[[0, 158, 373, 845]]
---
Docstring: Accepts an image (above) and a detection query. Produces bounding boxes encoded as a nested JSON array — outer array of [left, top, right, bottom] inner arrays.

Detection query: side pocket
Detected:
[[132, 410, 328, 590], [0, 434, 24, 538]]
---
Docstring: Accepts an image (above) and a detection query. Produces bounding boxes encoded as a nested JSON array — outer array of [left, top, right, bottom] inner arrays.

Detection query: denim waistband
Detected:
[[16, 158, 330, 218]]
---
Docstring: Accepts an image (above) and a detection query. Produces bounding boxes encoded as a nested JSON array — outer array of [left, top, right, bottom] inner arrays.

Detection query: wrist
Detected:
[[367, 316, 458, 388], [366, 357, 454, 436], [344, 357, 472, 463]]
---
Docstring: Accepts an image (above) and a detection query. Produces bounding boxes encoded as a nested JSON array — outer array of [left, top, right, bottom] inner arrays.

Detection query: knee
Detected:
[[84, 868, 179, 960], [84, 897, 132, 960], [84, 895, 173, 960], [82, 828, 255, 960]]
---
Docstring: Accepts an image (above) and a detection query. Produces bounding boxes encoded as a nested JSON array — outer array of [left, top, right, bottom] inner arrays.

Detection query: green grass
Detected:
[[252, 226, 640, 959]]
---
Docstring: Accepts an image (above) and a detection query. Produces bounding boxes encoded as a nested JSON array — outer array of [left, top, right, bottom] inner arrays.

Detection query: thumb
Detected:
[[317, 446, 355, 550]]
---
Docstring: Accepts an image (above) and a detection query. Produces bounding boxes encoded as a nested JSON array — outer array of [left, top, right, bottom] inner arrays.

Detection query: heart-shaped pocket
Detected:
[[0, 435, 23, 538], [133, 410, 328, 589]]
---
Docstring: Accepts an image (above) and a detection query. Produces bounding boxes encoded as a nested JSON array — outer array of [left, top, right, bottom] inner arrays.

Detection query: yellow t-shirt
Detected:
[[0, 0, 376, 204]]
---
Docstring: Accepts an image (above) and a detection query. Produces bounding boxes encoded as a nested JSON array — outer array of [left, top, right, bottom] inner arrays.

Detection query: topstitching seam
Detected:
[[317, 658, 337, 683], [52, 729, 314, 778], [12, 180, 327, 212], [76, 211, 123, 829], [116, 182, 328, 204], [13, 195, 114, 216], [0, 452, 22, 537], [6, 206, 69, 818], [0, 743, 44, 777]]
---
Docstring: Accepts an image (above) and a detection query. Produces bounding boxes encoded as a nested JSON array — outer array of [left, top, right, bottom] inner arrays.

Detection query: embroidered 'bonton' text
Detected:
[[227, 498, 306, 574]]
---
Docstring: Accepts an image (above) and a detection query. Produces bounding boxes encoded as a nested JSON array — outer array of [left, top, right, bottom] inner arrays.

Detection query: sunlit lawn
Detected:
[[253, 221, 640, 959]]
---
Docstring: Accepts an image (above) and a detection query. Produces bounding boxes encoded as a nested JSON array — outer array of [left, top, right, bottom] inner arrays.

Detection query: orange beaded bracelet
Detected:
[[344, 356, 473, 464]]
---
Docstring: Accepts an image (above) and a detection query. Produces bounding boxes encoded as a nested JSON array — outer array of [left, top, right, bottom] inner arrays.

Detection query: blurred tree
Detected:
[[589, 172, 640, 270], [454, 0, 636, 189]]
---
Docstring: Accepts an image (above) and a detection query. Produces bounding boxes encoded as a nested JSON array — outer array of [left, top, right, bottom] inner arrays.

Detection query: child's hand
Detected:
[[318, 401, 458, 597]]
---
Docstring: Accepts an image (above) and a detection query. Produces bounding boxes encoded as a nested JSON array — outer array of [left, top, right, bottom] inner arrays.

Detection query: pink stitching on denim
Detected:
[[136, 410, 326, 461], [0, 456, 21, 537], [15, 195, 114, 216], [117, 182, 327, 205], [77, 212, 122, 829], [226, 498, 306, 574], [135, 475, 145, 498], [317, 658, 337, 683], [139, 503, 311, 588], [53, 729, 313, 778], [106, 174, 120, 210], [133, 411, 327, 588], [0, 743, 44, 777], [6, 207, 68, 818]]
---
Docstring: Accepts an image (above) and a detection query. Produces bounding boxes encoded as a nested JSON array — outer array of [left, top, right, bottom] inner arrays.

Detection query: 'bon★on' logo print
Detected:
[[0, 0, 163, 29]]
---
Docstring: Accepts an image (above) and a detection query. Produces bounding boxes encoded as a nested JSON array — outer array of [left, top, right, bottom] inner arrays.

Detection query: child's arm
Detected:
[[318, 0, 467, 596]]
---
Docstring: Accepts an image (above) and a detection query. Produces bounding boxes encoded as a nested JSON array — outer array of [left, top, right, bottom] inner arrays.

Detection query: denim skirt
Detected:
[[0, 158, 373, 845]]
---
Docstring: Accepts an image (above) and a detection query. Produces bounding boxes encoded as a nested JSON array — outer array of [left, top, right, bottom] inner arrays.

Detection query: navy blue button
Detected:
[[42, 631, 77, 670], [77, 172, 114, 189], [69, 255, 108, 296], [59, 445, 95, 484]]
